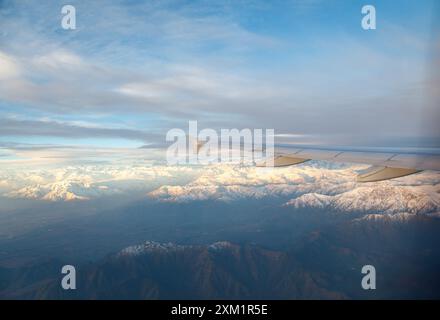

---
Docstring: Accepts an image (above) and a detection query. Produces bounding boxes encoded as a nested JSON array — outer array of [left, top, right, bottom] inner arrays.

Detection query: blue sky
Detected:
[[0, 0, 439, 165]]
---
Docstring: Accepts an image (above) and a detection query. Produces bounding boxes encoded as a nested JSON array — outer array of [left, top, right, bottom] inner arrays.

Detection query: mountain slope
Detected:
[[1, 241, 345, 300]]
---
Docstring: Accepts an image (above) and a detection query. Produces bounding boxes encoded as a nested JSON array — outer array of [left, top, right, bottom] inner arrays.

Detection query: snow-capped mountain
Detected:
[[118, 241, 188, 256], [285, 183, 440, 216], [2, 161, 440, 220], [147, 162, 363, 202], [7, 181, 92, 201], [1, 164, 195, 201], [118, 241, 235, 257]]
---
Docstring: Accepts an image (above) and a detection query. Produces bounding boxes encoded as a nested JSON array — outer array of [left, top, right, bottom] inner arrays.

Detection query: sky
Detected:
[[0, 0, 439, 167]]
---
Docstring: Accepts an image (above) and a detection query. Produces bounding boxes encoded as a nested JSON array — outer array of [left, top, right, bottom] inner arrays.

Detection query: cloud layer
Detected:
[[1, 0, 439, 153]]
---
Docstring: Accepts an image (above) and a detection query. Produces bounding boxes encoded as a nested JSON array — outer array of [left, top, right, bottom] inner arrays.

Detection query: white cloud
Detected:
[[33, 50, 84, 69], [0, 51, 21, 79]]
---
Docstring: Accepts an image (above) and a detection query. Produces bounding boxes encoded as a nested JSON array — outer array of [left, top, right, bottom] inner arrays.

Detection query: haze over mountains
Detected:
[[2, 213, 440, 300]]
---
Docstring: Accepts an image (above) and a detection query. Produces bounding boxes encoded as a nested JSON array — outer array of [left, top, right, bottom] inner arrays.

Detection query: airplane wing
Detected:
[[256, 145, 440, 182]]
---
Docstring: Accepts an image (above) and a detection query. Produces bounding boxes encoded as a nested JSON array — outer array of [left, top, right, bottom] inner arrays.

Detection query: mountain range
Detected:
[[1, 213, 439, 300]]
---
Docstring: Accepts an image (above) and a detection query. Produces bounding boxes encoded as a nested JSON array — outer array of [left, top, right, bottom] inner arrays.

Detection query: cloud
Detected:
[[33, 50, 84, 70], [0, 0, 438, 152], [0, 143, 168, 167], [0, 118, 161, 142], [0, 51, 21, 79]]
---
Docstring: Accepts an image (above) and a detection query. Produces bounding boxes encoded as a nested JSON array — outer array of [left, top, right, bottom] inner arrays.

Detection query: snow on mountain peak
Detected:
[[117, 240, 238, 257], [2, 162, 440, 221], [285, 183, 440, 215], [208, 241, 233, 251], [118, 241, 187, 256]]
